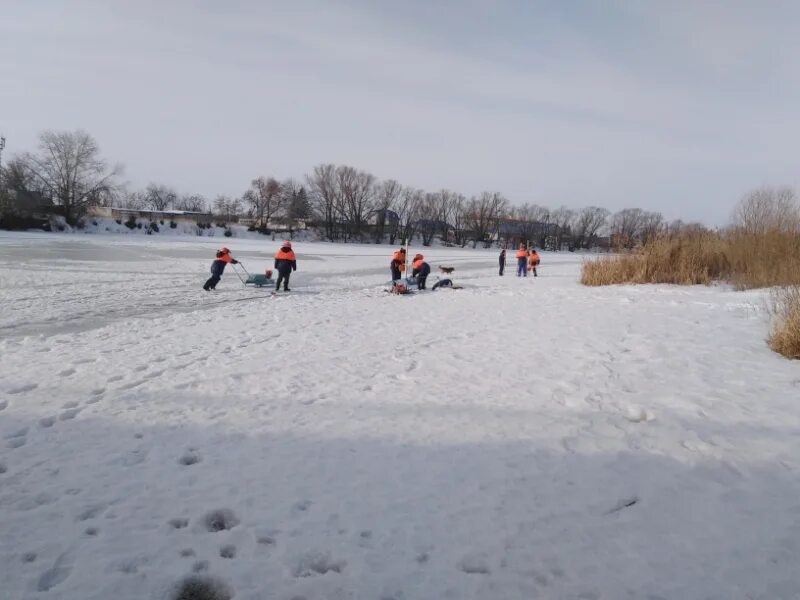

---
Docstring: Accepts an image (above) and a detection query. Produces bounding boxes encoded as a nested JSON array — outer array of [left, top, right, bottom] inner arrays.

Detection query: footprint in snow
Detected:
[[8, 437, 26, 449], [458, 555, 491, 575], [62, 401, 80, 409], [6, 427, 29, 439], [58, 368, 76, 377], [107, 375, 123, 383], [8, 383, 37, 395], [59, 408, 81, 421], [37, 551, 75, 592], [0, 400, 7, 411]]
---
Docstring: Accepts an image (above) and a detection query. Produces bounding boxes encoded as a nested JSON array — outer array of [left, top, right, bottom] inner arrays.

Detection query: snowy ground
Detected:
[[1, 232, 799, 600]]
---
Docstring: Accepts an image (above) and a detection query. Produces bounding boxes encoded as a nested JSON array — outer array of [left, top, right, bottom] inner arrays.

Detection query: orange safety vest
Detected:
[[529, 252, 540, 265], [516, 248, 529, 259], [220, 253, 235, 263], [275, 248, 296, 261]]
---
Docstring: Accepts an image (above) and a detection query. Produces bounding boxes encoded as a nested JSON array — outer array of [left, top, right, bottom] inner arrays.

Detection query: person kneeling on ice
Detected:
[[516, 244, 529, 277], [390, 248, 406, 281], [528, 248, 541, 277], [203, 247, 239, 291], [412, 253, 431, 290], [274, 241, 297, 292]]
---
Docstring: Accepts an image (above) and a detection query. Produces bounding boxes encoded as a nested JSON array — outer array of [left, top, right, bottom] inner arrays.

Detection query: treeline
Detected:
[[1, 129, 704, 248]]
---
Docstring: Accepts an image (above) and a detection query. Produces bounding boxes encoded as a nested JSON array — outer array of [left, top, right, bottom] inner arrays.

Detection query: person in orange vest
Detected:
[[274, 241, 297, 292], [390, 248, 406, 281], [203, 247, 239, 290], [528, 248, 541, 277], [411, 253, 431, 290], [516, 244, 529, 277]]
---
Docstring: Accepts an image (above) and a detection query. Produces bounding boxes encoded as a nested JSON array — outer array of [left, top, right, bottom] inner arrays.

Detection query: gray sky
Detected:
[[3, 0, 799, 224]]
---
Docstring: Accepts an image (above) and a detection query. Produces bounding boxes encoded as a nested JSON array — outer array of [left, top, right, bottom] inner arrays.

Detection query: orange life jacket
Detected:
[[516, 248, 529, 259], [275, 248, 296, 261], [392, 250, 406, 271], [529, 251, 540, 265], [220, 253, 235, 264]]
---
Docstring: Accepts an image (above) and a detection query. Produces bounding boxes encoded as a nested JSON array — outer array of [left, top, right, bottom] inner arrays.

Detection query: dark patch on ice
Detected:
[[85, 527, 99, 536], [292, 551, 346, 577], [192, 560, 210, 573], [134, 432, 143, 439], [458, 556, 490, 575], [170, 518, 190, 529], [178, 452, 201, 466], [0, 463, 7, 474], [40, 416, 57, 428], [8, 437, 26, 449], [219, 545, 237, 559], [415, 552, 429, 565], [605, 497, 639, 515], [293, 499, 312, 513], [171, 575, 233, 600], [256, 535, 276, 546], [22, 552, 37, 563], [180, 548, 196, 558], [0, 400, 8, 411], [203, 509, 239, 532]]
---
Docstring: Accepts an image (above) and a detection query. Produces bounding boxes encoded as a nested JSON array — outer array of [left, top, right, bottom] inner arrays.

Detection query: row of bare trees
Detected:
[[2, 129, 715, 249]]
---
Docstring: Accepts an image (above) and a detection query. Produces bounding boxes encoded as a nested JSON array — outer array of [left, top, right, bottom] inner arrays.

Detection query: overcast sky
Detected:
[[2, 0, 799, 224]]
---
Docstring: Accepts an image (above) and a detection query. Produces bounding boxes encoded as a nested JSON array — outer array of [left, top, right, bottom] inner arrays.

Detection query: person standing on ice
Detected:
[[499, 248, 506, 276], [274, 241, 297, 292], [528, 248, 541, 277], [412, 253, 431, 290], [203, 247, 239, 291], [390, 248, 406, 282], [516, 244, 529, 277]]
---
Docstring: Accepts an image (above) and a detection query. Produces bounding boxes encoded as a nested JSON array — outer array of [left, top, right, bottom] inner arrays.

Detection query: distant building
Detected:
[[89, 206, 214, 225], [1, 189, 53, 217]]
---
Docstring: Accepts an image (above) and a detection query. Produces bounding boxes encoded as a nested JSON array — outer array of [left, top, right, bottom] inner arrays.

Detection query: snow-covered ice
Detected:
[[1, 231, 799, 600]]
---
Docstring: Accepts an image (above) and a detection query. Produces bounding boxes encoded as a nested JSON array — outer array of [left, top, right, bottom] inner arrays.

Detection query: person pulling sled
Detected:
[[274, 241, 297, 292], [204, 247, 239, 291]]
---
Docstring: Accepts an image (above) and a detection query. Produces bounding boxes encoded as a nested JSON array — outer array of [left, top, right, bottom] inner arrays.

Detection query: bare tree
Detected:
[[336, 165, 376, 241], [243, 176, 283, 227], [15, 130, 122, 224], [213, 195, 242, 222], [639, 211, 665, 245], [373, 179, 403, 243], [551, 206, 576, 250], [448, 193, 468, 246], [175, 193, 207, 212], [733, 186, 800, 234], [573, 206, 610, 249], [610, 208, 647, 249], [396, 187, 423, 245], [466, 192, 507, 247], [144, 183, 177, 211], [306, 164, 339, 241]]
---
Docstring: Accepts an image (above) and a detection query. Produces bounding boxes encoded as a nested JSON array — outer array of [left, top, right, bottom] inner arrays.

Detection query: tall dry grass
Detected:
[[769, 286, 800, 359], [581, 231, 730, 286], [582, 229, 800, 289]]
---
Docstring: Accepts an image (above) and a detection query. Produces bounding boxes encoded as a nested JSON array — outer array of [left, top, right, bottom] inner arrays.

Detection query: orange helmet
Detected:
[[414, 253, 424, 260]]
